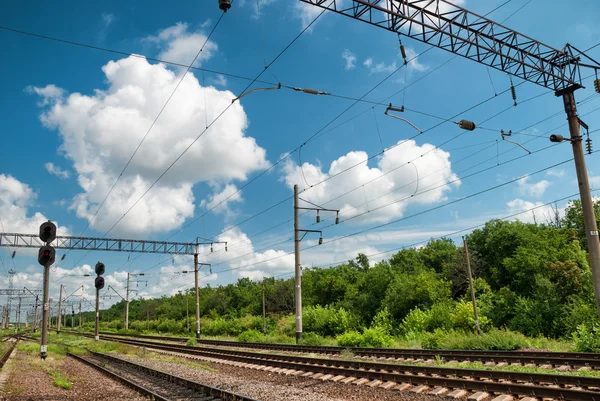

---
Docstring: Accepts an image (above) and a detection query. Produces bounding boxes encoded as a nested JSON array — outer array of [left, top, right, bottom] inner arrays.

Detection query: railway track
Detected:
[[70, 350, 260, 401], [85, 333, 600, 401], [84, 331, 600, 369], [0, 337, 19, 368]]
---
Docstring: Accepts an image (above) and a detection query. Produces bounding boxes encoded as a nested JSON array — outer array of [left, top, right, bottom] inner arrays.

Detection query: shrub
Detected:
[[299, 332, 327, 346], [371, 308, 393, 335], [572, 324, 600, 352], [400, 307, 428, 336], [303, 305, 353, 337], [336, 331, 363, 347], [238, 329, 264, 343], [451, 300, 491, 333], [422, 328, 528, 350]]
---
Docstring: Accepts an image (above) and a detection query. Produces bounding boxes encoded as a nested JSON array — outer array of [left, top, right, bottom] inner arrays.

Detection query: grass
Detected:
[[48, 369, 72, 390]]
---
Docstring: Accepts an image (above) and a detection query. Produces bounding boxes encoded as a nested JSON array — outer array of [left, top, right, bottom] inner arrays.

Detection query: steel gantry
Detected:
[[0, 233, 212, 255]]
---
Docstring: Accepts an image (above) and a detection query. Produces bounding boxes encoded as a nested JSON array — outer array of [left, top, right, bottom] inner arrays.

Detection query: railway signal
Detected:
[[38, 220, 57, 360], [94, 261, 105, 340]]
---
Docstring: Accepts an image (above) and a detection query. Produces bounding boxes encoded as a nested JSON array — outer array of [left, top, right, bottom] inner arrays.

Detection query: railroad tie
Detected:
[[427, 387, 449, 396], [393, 383, 412, 391], [490, 395, 512, 401], [467, 391, 490, 401], [367, 380, 383, 388], [411, 385, 429, 393], [330, 375, 346, 382], [446, 389, 469, 399], [353, 378, 370, 386], [379, 381, 397, 390]]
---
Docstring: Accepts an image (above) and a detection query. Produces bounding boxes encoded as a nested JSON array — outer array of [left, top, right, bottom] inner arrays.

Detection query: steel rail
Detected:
[[94, 335, 600, 401], [86, 351, 260, 401], [68, 353, 170, 401], [0, 337, 18, 368], [89, 331, 600, 366]]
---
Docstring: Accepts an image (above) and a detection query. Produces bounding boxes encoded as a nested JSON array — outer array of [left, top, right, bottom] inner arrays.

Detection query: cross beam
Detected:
[[0, 232, 207, 255], [0, 289, 42, 296], [299, 0, 599, 92]]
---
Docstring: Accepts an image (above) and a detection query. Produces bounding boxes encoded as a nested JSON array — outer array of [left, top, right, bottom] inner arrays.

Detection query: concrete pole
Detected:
[[463, 237, 481, 335], [25, 311, 28, 328], [41, 264, 50, 359], [186, 296, 189, 334], [293, 184, 302, 343], [33, 296, 39, 332], [95, 287, 100, 341], [194, 254, 200, 340], [16, 297, 21, 332], [262, 278, 267, 335], [125, 272, 130, 330], [57, 284, 63, 334], [79, 300, 82, 329], [563, 91, 600, 320]]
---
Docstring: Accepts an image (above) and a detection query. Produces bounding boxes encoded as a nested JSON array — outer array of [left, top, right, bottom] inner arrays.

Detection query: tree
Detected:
[[562, 199, 600, 251]]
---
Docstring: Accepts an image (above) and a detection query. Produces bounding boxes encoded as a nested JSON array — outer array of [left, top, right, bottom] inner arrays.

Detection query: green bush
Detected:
[[572, 324, 600, 352], [238, 329, 265, 343], [299, 332, 327, 346], [400, 307, 428, 336], [336, 331, 363, 347], [303, 305, 353, 337], [371, 308, 393, 335], [422, 328, 528, 350]]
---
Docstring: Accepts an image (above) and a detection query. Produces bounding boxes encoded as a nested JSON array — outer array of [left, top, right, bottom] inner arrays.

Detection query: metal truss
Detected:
[[0, 289, 42, 296], [299, 0, 600, 92], [0, 233, 200, 255]]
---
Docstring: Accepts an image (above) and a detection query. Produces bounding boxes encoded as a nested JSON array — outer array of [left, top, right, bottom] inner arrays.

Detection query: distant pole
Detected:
[[125, 272, 130, 330], [463, 236, 481, 335], [33, 296, 39, 332], [146, 310, 149, 330], [25, 311, 29, 328], [94, 287, 100, 341], [57, 284, 63, 334], [186, 296, 190, 334], [16, 297, 21, 332], [262, 278, 267, 335], [293, 184, 302, 343], [194, 254, 200, 340], [79, 300, 82, 329]]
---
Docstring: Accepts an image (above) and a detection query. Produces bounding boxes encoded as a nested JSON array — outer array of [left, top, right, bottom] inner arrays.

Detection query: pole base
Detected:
[[94, 335, 99, 341], [295, 332, 302, 344], [196, 331, 200, 341]]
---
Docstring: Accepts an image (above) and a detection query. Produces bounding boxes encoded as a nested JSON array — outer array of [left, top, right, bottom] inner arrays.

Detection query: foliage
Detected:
[[336, 327, 393, 348], [572, 325, 600, 352], [298, 332, 327, 346], [238, 329, 264, 343], [48, 370, 71, 390], [422, 328, 529, 350]]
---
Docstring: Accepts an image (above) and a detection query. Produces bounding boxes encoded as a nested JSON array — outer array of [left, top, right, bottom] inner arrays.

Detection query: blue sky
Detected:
[[0, 0, 599, 313]]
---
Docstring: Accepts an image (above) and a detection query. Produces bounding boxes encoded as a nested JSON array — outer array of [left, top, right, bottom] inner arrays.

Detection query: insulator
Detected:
[[11, 251, 15, 259], [225, 244, 228, 252], [586, 138, 593, 154], [318, 237, 323, 245], [316, 213, 320, 223], [511, 83, 517, 106], [457, 120, 476, 131], [595, 79, 600, 94], [210, 244, 213, 253], [218, 0, 231, 11], [400, 42, 407, 64], [335, 214, 340, 225]]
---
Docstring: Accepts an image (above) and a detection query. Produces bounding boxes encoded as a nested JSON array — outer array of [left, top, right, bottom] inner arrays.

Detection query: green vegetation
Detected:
[[48, 369, 71, 390], [81, 200, 600, 351]]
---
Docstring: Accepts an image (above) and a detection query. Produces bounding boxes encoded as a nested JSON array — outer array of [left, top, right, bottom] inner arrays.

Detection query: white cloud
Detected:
[[25, 85, 64, 106], [363, 58, 373, 68], [506, 198, 564, 224], [101, 13, 115, 28], [146, 22, 218, 66], [342, 49, 356, 70], [45, 162, 70, 179], [281, 139, 459, 224], [0, 174, 70, 235], [404, 47, 428, 72], [31, 47, 269, 235], [200, 184, 243, 218], [546, 169, 565, 178], [517, 176, 551, 197], [211, 74, 227, 87]]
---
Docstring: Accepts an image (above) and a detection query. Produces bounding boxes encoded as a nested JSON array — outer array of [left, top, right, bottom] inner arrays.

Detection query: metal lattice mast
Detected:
[[299, 0, 599, 92]]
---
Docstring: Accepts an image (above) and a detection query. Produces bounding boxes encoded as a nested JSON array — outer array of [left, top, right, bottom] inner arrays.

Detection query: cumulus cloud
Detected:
[[31, 49, 269, 235], [0, 174, 70, 235], [281, 140, 459, 224], [547, 169, 565, 178], [45, 162, 70, 179], [25, 85, 64, 106], [507, 198, 564, 224], [199, 184, 243, 218], [211, 74, 227, 87], [145, 22, 218, 66], [517, 176, 551, 197], [342, 49, 356, 70]]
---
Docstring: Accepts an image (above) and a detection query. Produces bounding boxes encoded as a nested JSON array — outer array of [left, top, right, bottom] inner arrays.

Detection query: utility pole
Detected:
[[463, 237, 481, 335], [125, 273, 130, 329], [16, 297, 21, 332], [562, 89, 600, 320], [79, 300, 82, 329], [293, 185, 302, 343], [186, 296, 189, 334], [56, 284, 63, 334], [194, 254, 200, 340], [262, 278, 266, 335], [293, 184, 340, 343], [41, 264, 51, 358], [25, 311, 28, 328], [33, 296, 39, 332], [95, 286, 100, 341]]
